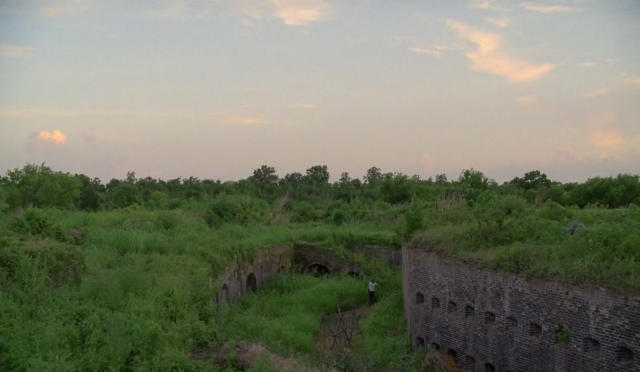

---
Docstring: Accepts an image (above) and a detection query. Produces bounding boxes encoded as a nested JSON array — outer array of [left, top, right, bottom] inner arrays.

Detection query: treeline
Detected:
[[0, 163, 639, 212]]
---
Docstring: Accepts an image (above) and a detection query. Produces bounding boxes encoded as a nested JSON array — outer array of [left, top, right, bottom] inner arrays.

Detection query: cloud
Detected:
[[518, 95, 538, 108], [591, 130, 624, 149], [26, 129, 68, 156], [468, 0, 508, 11], [32, 130, 68, 145], [485, 17, 509, 28], [0, 109, 274, 126], [0, 44, 33, 58], [586, 75, 640, 98], [407, 46, 443, 56], [216, 117, 270, 125], [407, 39, 455, 56], [447, 20, 554, 83], [290, 103, 316, 109], [233, 0, 333, 26], [147, 0, 209, 21], [40, 0, 88, 16], [579, 61, 596, 68], [521, 3, 583, 13], [423, 153, 436, 173], [271, 0, 332, 25], [0, 109, 220, 119]]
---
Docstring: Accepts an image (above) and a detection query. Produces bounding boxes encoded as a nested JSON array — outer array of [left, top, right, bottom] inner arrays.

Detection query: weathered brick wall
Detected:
[[402, 246, 640, 372], [212, 244, 291, 304], [352, 245, 402, 270], [293, 244, 401, 275], [293, 244, 365, 276]]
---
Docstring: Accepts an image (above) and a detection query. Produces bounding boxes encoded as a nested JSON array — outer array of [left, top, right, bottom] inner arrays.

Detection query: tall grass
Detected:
[[217, 273, 368, 356]]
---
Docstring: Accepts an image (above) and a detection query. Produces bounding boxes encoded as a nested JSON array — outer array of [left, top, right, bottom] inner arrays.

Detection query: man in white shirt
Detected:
[[368, 280, 378, 305]]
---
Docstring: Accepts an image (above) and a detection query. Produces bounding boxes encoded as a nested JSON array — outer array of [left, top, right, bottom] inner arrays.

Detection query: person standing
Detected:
[[368, 280, 378, 305]]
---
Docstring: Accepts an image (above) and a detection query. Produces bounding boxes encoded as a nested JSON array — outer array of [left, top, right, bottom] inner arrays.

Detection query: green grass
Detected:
[[217, 273, 368, 355], [1, 196, 640, 371], [409, 201, 640, 290]]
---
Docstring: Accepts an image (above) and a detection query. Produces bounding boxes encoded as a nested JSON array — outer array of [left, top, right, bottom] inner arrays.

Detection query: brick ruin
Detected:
[[402, 246, 640, 372], [211, 244, 291, 304], [211, 243, 400, 304]]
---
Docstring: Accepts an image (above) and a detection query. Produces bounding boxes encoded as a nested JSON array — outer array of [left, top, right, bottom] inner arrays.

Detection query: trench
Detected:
[[202, 245, 412, 372]]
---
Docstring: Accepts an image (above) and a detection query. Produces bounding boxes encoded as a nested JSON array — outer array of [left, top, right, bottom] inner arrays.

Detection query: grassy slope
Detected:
[[0, 208, 400, 372], [410, 201, 640, 290], [2, 198, 640, 371]]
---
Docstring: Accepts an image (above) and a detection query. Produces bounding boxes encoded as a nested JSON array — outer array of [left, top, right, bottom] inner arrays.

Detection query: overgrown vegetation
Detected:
[[0, 163, 639, 371]]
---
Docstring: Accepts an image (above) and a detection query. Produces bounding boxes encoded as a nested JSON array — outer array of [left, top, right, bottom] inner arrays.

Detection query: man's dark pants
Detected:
[[369, 290, 375, 305]]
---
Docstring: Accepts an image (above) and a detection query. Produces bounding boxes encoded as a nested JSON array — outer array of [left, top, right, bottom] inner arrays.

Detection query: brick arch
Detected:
[[247, 273, 257, 293], [218, 283, 229, 303], [307, 263, 330, 276]]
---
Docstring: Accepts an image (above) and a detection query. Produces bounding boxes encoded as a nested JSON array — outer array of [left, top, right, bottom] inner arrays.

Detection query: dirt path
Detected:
[[314, 306, 371, 353]]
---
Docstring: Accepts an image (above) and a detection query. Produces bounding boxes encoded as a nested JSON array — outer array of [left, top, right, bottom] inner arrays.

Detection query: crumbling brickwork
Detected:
[[402, 246, 640, 372], [212, 244, 291, 304]]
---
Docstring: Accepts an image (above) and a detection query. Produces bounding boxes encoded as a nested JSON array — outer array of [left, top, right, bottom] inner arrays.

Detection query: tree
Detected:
[[304, 165, 330, 187], [380, 173, 414, 204], [75, 174, 104, 211], [435, 173, 448, 185], [363, 167, 383, 185], [109, 183, 140, 208], [2, 163, 81, 209], [335, 172, 360, 202], [509, 170, 551, 191], [250, 165, 279, 186]]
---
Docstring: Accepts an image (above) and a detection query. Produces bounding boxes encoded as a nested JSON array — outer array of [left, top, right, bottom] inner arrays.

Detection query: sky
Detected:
[[0, 0, 639, 183]]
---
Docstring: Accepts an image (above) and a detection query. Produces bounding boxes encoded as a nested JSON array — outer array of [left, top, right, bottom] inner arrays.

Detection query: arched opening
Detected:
[[529, 323, 542, 338], [616, 345, 634, 366], [583, 337, 600, 355], [447, 349, 457, 363], [431, 297, 440, 309], [465, 356, 475, 371], [218, 284, 229, 303], [506, 316, 518, 333], [416, 293, 424, 304], [307, 263, 330, 276], [247, 273, 257, 293], [416, 337, 425, 348], [448, 301, 457, 313]]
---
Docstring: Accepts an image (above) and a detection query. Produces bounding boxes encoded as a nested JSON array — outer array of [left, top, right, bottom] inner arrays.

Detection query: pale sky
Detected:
[[1, 0, 639, 183]]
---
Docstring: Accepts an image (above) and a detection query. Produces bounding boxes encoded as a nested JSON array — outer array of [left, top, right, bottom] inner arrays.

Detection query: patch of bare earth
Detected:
[[314, 306, 371, 353], [193, 342, 327, 372]]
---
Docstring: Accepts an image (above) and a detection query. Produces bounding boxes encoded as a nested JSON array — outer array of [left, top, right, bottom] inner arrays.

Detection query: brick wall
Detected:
[[293, 244, 365, 276], [212, 244, 291, 305], [402, 246, 640, 372]]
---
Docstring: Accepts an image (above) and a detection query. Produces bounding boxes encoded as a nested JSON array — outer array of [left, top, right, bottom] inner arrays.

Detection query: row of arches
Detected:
[[215, 265, 289, 304], [416, 292, 636, 367], [305, 263, 360, 278]]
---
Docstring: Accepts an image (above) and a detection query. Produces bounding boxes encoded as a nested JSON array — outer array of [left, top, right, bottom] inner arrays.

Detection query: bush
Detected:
[[0, 239, 85, 288]]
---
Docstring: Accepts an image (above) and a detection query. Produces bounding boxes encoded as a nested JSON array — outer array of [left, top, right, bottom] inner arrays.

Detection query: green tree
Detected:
[[304, 165, 330, 187], [109, 183, 141, 208], [2, 163, 81, 209], [250, 165, 279, 186], [509, 170, 552, 191], [380, 173, 414, 204]]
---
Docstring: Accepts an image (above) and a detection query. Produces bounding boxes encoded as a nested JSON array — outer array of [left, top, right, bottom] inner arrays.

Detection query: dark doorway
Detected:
[[219, 284, 229, 303], [307, 263, 330, 276], [247, 273, 257, 293]]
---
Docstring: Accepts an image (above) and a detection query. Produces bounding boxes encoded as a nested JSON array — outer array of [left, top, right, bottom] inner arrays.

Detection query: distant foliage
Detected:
[[1, 163, 81, 209]]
